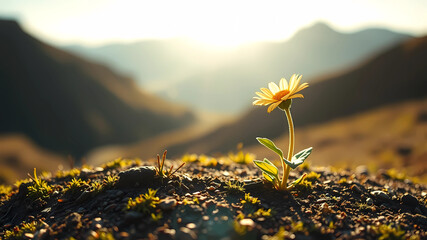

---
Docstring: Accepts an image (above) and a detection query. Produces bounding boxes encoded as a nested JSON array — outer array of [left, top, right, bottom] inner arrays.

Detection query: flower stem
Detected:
[[281, 107, 295, 190]]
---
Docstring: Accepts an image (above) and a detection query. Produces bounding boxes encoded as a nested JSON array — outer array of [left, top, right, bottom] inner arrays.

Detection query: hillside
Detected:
[[0, 20, 194, 159], [167, 36, 427, 159], [65, 22, 411, 113], [0, 153, 426, 239]]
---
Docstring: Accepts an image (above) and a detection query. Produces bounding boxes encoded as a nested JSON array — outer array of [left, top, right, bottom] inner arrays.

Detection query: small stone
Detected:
[[159, 198, 177, 211], [24, 233, 34, 238], [124, 211, 143, 224], [119, 232, 129, 238], [320, 202, 333, 214], [350, 184, 362, 194], [176, 227, 197, 240], [65, 212, 82, 229], [371, 190, 390, 202], [366, 198, 373, 205], [186, 223, 196, 229], [207, 186, 215, 191], [355, 165, 369, 175], [116, 166, 156, 188], [76, 190, 92, 203], [401, 193, 418, 206], [239, 218, 255, 228], [316, 198, 328, 204]]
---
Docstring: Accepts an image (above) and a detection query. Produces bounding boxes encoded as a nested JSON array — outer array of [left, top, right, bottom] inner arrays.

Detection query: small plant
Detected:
[[90, 181, 104, 193], [228, 143, 255, 164], [27, 168, 53, 200], [305, 171, 320, 182], [386, 168, 406, 181], [241, 193, 260, 206], [14, 178, 31, 188], [0, 185, 12, 196], [65, 178, 87, 193], [252, 74, 312, 190], [249, 208, 272, 218], [268, 226, 294, 240], [155, 150, 185, 178], [126, 188, 160, 215], [103, 175, 118, 189], [103, 157, 133, 170], [225, 180, 245, 194], [292, 179, 312, 192], [3, 221, 40, 240], [372, 224, 405, 240], [338, 177, 348, 184], [55, 168, 81, 178]]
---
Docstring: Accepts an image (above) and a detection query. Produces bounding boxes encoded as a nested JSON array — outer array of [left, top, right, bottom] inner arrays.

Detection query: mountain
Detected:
[[0, 20, 194, 158], [64, 22, 412, 113], [166, 36, 427, 155]]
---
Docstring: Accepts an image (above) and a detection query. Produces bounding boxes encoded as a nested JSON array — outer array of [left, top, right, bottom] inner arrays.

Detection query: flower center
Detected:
[[273, 90, 290, 101]]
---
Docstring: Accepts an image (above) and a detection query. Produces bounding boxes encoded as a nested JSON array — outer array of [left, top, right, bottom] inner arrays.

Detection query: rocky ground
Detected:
[[0, 153, 426, 240]]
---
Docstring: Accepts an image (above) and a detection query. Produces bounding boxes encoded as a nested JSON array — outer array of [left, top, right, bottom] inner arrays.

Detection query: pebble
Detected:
[[159, 198, 177, 211], [320, 202, 333, 214], [65, 212, 82, 229], [239, 219, 255, 228], [401, 193, 418, 206], [366, 198, 373, 205], [176, 227, 197, 240], [350, 184, 362, 194], [24, 233, 34, 238], [124, 211, 143, 224], [116, 166, 156, 188], [370, 190, 390, 202], [355, 165, 369, 175], [186, 223, 196, 229], [316, 198, 328, 204]]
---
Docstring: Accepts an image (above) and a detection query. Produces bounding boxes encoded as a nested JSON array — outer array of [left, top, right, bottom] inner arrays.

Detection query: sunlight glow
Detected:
[[1, 0, 426, 47]]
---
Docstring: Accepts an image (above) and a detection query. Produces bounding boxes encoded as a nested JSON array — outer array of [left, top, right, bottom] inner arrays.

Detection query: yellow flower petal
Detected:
[[268, 82, 280, 94], [295, 83, 309, 93], [267, 101, 282, 113], [279, 78, 288, 90], [260, 88, 273, 97], [288, 93, 304, 99], [256, 92, 271, 99]]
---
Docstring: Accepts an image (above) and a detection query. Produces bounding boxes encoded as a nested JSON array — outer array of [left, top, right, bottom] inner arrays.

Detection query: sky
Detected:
[[1, 0, 427, 47]]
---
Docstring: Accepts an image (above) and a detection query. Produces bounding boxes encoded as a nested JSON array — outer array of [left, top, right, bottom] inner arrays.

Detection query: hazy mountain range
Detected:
[[166, 36, 427, 155], [64, 22, 411, 113], [0, 20, 194, 158]]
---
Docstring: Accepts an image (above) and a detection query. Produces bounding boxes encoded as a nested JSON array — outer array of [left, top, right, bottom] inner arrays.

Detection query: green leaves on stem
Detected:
[[253, 137, 312, 189]]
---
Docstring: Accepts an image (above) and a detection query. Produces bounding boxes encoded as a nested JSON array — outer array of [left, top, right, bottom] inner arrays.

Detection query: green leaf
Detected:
[[256, 137, 283, 159], [289, 173, 307, 187], [262, 172, 276, 183], [253, 158, 279, 178], [282, 147, 313, 169]]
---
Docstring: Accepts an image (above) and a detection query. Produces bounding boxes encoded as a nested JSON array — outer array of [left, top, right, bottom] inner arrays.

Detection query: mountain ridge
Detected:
[[64, 22, 412, 113], [165, 35, 427, 155], [0, 20, 194, 158]]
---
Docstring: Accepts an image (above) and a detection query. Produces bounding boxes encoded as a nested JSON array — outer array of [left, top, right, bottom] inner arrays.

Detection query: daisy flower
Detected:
[[253, 74, 309, 113]]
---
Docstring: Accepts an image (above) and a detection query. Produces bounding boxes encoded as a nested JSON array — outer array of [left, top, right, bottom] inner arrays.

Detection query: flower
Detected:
[[253, 74, 309, 113]]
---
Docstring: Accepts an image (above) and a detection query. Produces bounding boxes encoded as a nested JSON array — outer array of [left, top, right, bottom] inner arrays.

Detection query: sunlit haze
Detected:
[[1, 0, 427, 47]]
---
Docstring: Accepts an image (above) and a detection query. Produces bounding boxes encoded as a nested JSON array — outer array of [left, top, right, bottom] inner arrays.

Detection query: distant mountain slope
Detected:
[[168, 36, 427, 155], [0, 20, 194, 158], [65, 22, 411, 113]]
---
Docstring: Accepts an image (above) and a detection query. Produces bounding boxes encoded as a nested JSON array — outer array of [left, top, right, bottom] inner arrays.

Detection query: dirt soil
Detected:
[[0, 157, 426, 240]]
